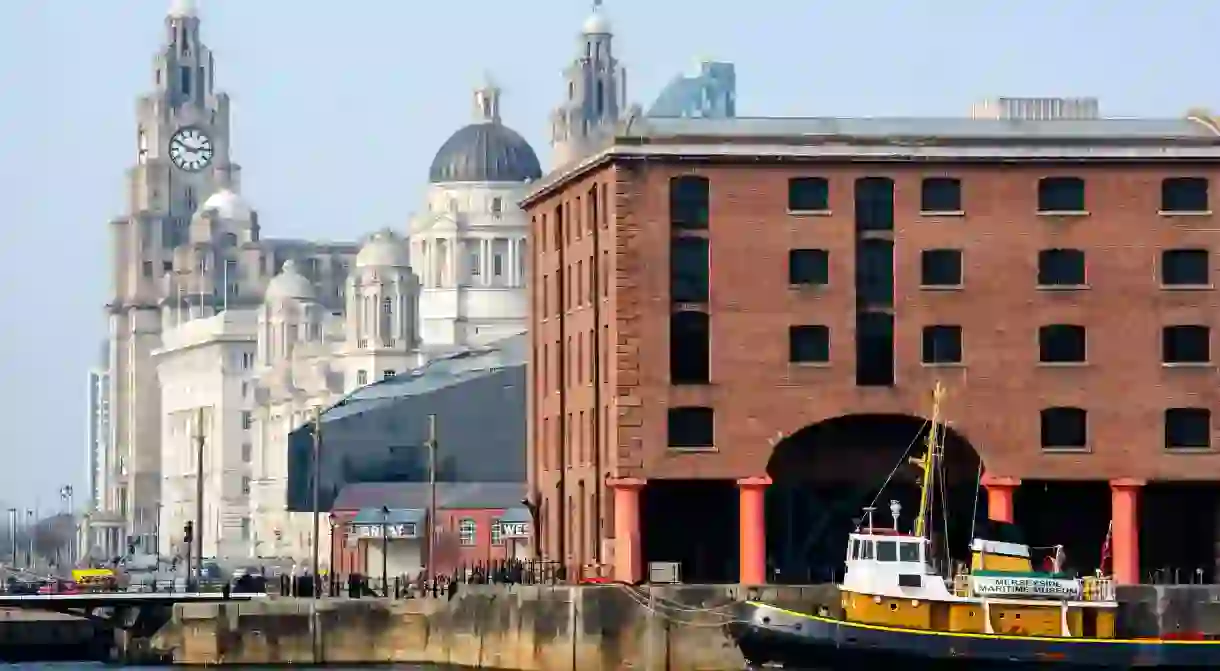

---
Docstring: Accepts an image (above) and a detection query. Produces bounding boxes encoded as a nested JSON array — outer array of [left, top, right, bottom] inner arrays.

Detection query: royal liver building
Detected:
[[104, 3, 355, 553], [98, 1, 536, 560]]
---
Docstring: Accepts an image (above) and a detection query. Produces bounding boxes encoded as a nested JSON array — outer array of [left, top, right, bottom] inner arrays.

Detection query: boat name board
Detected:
[[970, 575, 1081, 599]]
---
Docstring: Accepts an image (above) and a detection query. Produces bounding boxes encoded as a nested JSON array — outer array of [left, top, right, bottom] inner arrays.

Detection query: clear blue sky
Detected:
[[0, 0, 1216, 508]]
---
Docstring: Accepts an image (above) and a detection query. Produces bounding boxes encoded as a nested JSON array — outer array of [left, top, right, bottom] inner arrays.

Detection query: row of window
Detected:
[[672, 244, 1215, 304], [788, 324, 1214, 365], [669, 174, 1213, 228], [667, 406, 1217, 452]]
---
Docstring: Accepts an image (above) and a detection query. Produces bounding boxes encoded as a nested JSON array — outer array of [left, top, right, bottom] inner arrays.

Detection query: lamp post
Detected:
[[309, 406, 323, 598], [521, 496, 541, 559], [6, 509, 16, 567], [380, 505, 389, 594], [328, 513, 337, 580], [24, 509, 33, 569]]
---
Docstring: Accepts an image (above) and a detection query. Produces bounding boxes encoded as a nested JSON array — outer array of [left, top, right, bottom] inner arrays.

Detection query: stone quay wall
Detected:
[[159, 583, 839, 669]]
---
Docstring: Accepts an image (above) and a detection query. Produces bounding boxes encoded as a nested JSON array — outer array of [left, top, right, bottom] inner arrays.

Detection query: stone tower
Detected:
[[106, 0, 240, 549], [549, 1, 626, 167]]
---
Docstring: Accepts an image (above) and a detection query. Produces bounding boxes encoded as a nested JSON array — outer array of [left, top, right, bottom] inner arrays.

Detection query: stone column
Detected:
[[737, 476, 771, 584], [608, 477, 645, 583], [982, 474, 1020, 524], [1110, 478, 1144, 585]]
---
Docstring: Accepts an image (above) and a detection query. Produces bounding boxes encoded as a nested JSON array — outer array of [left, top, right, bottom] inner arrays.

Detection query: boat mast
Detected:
[[913, 381, 946, 539]]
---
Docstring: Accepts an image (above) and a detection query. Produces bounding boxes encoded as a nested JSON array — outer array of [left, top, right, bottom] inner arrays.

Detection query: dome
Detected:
[[356, 229, 410, 268], [428, 123, 542, 184], [264, 260, 316, 302], [582, 10, 612, 34], [198, 188, 253, 222]]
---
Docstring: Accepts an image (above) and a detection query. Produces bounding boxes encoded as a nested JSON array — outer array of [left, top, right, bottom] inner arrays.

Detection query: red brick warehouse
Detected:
[[522, 101, 1220, 587]]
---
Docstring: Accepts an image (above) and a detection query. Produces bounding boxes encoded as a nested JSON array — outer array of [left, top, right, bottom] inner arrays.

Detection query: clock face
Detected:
[[168, 127, 214, 172]]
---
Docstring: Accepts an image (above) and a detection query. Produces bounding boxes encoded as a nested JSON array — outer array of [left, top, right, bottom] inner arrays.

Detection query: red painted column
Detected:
[[737, 476, 772, 585], [608, 478, 645, 583], [1111, 478, 1144, 585], [982, 474, 1020, 524]]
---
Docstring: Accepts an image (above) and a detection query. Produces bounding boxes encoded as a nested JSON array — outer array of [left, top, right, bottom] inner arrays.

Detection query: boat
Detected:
[[729, 382, 1220, 669]]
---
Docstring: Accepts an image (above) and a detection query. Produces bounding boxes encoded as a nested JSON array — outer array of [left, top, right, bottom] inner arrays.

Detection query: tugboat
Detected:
[[729, 382, 1220, 668]]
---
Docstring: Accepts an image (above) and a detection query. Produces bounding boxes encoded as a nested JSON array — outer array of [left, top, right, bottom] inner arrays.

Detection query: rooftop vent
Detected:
[[970, 97, 1100, 121]]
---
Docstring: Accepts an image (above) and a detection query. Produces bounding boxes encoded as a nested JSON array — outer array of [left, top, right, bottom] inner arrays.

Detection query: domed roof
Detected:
[[264, 260, 316, 302], [582, 9, 611, 34], [428, 122, 542, 184], [356, 229, 410, 268], [198, 188, 253, 222]]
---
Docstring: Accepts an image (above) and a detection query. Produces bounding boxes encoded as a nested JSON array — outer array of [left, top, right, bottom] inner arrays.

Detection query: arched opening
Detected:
[[765, 413, 982, 584]]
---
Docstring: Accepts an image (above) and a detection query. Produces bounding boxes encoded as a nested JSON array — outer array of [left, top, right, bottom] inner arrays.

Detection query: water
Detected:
[[2, 666, 449, 670]]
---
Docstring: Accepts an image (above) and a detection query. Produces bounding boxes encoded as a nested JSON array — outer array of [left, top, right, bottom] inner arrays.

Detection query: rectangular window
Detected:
[[179, 66, 191, 95], [1161, 249, 1209, 286], [383, 369, 396, 379], [670, 176, 710, 230], [459, 518, 477, 546], [241, 411, 252, 430], [789, 325, 830, 364], [667, 407, 714, 449], [920, 249, 963, 287], [921, 325, 963, 364], [1039, 324, 1087, 363], [1038, 249, 1086, 286], [788, 177, 829, 212], [493, 253, 504, 277], [920, 177, 962, 213], [241, 477, 251, 495], [670, 311, 710, 384], [856, 312, 894, 386], [1163, 325, 1210, 364], [1041, 407, 1087, 450], [491, 518, 504, 546], [856, 239, 894, 307], [855, 177, 895, 232], [789, 249, 829, 286], [1037, 177, 1086, 213], [142, 261, 153, 278], [876, 541, 898, 562], [1161, 177, 1210, 213], [670, 237, 709, 302], [241, 442, 252, 463], [357, 370, 368, 386], [1165, 408, 1211, 450]]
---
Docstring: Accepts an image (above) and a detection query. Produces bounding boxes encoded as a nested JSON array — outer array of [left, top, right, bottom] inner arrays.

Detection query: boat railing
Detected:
[[1082, 576, 1116, 602], [952, 572, 970, 597]]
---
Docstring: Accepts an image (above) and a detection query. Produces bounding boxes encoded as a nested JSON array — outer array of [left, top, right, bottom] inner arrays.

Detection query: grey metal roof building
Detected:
[[285, 335, 527, 512], [647, 61, 737, 119]]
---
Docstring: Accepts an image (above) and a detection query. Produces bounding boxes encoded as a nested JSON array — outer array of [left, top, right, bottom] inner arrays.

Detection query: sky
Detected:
[[0, 0, 1217, 509]]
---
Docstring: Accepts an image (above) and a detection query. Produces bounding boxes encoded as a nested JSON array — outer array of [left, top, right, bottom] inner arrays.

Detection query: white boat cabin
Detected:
[[841, 528, 956, 601]]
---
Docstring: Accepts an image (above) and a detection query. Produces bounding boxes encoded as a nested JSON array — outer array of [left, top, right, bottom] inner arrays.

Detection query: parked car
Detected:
[[37, 580, 80, 595]]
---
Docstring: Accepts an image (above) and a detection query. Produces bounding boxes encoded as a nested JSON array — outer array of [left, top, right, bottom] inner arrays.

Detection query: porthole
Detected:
[[890, 603, 899, 611]]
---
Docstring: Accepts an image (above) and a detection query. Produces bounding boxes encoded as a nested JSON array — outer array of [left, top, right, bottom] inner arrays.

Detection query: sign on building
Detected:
[[349, 522, 419, 540], [498, 522, 530, 539], [970, 575, 1081, 599]]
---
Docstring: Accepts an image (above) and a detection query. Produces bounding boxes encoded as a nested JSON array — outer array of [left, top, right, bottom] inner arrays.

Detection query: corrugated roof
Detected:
[[322, 333, 526, 424], [333, 482, 527, 512]]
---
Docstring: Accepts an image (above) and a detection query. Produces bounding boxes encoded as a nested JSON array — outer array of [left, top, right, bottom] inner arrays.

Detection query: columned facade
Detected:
[[982, 474, 1019, 524], [608, 478, 644, 583], [1110, 478, 1143, 585], [737, 476, 770, 585]]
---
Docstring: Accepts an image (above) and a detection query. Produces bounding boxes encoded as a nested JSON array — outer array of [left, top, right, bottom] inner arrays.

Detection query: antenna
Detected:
[[862, 506, 876, 532]]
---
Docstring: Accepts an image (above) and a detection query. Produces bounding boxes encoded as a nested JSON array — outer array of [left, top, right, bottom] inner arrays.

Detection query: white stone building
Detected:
[[153, 310, 257, 559], [410, 80, 540, 346], [104, 4, 538, 564]]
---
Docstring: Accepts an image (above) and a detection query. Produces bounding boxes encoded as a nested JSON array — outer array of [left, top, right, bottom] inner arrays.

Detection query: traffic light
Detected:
[[183, 521, 193, 543]]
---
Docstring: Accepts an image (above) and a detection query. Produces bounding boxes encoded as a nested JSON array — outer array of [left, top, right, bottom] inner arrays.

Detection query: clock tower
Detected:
[[106, 0, 242, 551]]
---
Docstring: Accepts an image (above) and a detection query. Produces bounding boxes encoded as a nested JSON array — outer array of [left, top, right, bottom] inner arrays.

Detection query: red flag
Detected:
[[1100, 520, 1113, 576]]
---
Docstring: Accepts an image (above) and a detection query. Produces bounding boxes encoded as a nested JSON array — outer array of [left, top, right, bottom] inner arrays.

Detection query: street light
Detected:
[[6, 509, 16, 567], [380, 505, 389, 594]]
